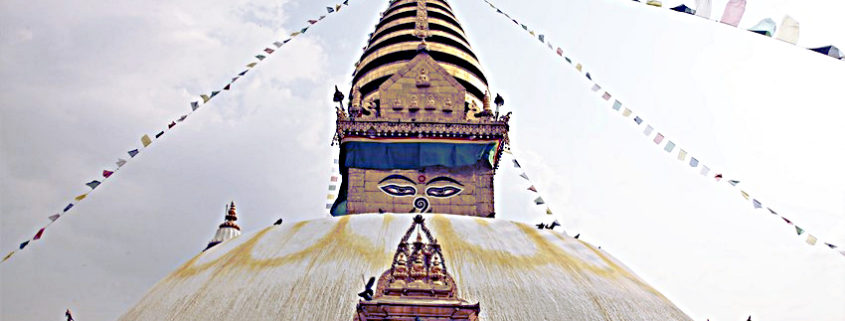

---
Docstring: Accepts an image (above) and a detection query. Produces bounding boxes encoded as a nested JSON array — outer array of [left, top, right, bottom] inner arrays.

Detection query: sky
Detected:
[[1, 0, 844, 320]]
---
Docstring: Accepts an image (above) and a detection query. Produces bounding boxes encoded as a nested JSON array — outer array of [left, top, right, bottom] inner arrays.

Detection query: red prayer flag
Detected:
[[714, 173, 723, 181], [103, 170, 114, 178], [264, 48, 275, 54], [308, 19, 318, 24], [33, 228, 45, 240], [330, 176, 338, 182], [782, 217, 792, 224]]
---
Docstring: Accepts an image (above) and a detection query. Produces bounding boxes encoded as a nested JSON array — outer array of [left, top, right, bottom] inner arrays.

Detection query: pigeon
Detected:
[[535, 223, 546, 229], [747, 316, 751, 321], [273, 218, 283, 225], [547, 220, 560, 230], [333, 85, 345, 108], [358, 276, 375, 301], [494, 93, 504, 107], [574, 233, 580, 239], [65, 309, 75, 321]]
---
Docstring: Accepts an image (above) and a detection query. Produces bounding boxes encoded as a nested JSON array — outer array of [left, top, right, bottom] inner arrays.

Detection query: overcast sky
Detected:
[[2, 0, 844, 320]]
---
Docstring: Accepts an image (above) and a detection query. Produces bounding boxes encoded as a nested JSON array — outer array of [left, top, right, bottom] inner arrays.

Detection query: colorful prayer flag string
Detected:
[[1, 0, 359, 266], [479, 0, 843, 258]]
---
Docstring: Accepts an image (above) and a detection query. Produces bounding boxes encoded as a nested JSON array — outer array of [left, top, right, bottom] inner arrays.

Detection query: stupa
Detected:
[[119, 1, 692, 320]]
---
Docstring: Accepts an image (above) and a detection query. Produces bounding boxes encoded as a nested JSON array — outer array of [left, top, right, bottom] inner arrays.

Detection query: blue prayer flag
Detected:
[[690, 157, 699, 167], [128, 149, 139, 158], [19, 241, 29, 250], [63, 203, 74, 212], [634, 116, 643, 124], [85, 180, 101, 189]]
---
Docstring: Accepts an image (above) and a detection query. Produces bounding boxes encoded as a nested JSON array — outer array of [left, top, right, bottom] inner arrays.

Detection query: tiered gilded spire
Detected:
[[204, 202, 242, 250], [352, 0, 488, 105]]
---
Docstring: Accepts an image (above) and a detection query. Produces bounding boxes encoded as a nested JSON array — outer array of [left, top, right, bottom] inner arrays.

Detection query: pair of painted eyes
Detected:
[[380, 185, 462, 198]]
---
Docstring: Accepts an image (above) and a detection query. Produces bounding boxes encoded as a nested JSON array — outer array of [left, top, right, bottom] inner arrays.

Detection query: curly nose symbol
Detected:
[[413, 197, 429, 213]]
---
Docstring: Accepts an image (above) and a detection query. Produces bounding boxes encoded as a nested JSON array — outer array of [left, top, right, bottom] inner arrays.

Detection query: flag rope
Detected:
[[630, 1, 842, 60], [1, 0, 359, 266], [478, 0, 843, 258]]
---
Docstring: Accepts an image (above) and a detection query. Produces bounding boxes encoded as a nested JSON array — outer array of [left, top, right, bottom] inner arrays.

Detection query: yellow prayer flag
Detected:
[[622, 108, 632, 117], [290, 31, 301, 37], [806, 234, 817, 245], [201, 94, 211, 103], [576, 63, 582, 72], [75, 193, 88, 201], [327, 194, 335, 200], [646, 0, 663, 7], [1, 251, 13, 263], [546, 208, 553, 215], [740, 190, 749, 200], [678, 149, 687, 161], [335, 4, 341, 11], [141, 134, 152, 147]]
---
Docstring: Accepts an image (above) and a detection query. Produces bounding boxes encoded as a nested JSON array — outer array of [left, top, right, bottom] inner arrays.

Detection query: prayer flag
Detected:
[[128, 149, 139, 157], [520, 173, 529, 180], [330, 176, 338, 182], [328, 185, 337, 191], [326, 6, 335, 13], [556, 48, 563, 56], [564, 57, 572, 63], [168, 121, 176, 129], [284, 39, 291, 44], [653, 133, 664, 144], [538, 34, 545, 42], [141, 135, 152, 147], [327, 194, 334, 200], [116, 158, 127, 167], [335, 4, 341, 11], [308, 19, 318, 25], [586, 72, 592, 80], [528, 185, 537, 192], [86, 180, 101, 189], [767, 208, 777, 215], [513, 159, 521, 168], [678, 149, 687, 161], [238, 70, 248, 76], [155, 131, 164, 139], [646, 0, 662, 7], [643, 125, 654, 136], [748, 18, 777, 37], [178, 115, 187, 122], [782, 217, 792, 224], [664, 141, 676, 152], [690, 157, 699, 167], [720, 0, 746, 27], [809, 45, 842, 58], [534, 197, 545, 205], [602, 92, 611, 100], [201, 94, 211, 103], [714, 173, 723, 181], [806, 234, 817, 245], [223, 84, 231, 90], [729, 180, 740, 186], [290, 32, 301, 37], [1, 251, 13, 263], [795, 226, 804, 235], [671, 4, 695, 15], [19, 241, 29, 250], [301, 27, 309, 33], [333, 158, 339, 164], [634, 116, 643, 124], [48, 214, 60, 222], [74, 193, 87, 201], [591, 84, 601, 92], [695, 0, 712, 18], [826, 243, 837, 249], [191, 101, 199, 111], [273, 41, 284, 47], [343, 0, 348, 5], [612, 100, 622, 111], [546, 208, 553, 215], [326, 203, 332, 209], [247, 62, 257, 68], [776, 16, 800, 44], [740, 190, 749, 199], [210, 90, 220, 98], [700, 165, 710, 176], [622, 108, 632, 117], [34, 228, 45, 240], [264, 48, 274, 54], [752, 199, 762, 208], [576, 64, 583, 72]]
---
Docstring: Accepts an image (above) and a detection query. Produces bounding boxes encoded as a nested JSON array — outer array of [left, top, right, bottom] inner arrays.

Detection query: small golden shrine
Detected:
[[354, 215, 479, 320]]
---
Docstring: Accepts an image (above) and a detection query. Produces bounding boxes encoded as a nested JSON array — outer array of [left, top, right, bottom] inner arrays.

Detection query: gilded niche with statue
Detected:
[[354, 215, 480, 321]]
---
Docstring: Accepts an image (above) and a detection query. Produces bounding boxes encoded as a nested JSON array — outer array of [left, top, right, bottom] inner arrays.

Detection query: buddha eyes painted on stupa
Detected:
[[377, 174, 464, 213]]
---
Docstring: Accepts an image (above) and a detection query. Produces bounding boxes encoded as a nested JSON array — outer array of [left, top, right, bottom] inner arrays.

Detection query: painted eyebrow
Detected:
[[378, 174, 416, 184], [426, 176, 464, 186]]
